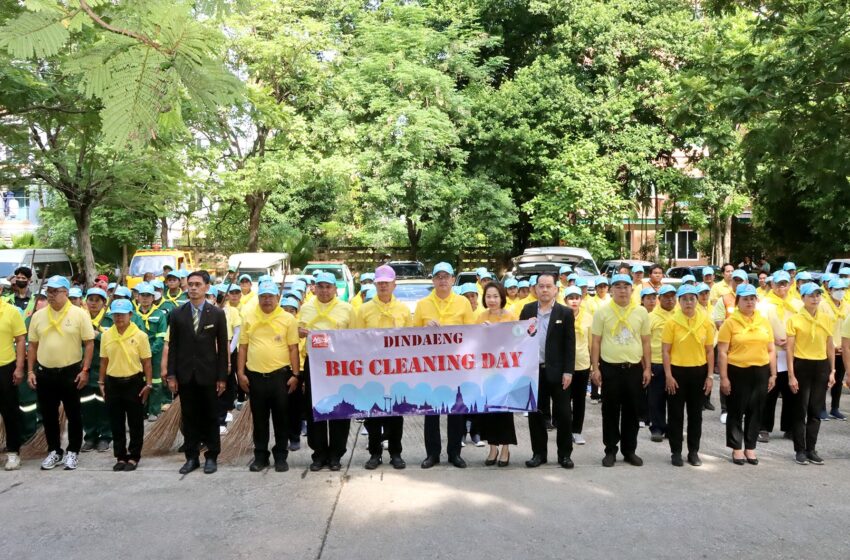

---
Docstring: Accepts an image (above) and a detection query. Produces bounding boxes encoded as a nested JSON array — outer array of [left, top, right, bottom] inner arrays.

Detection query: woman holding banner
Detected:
[[476, 282, 518, 467]]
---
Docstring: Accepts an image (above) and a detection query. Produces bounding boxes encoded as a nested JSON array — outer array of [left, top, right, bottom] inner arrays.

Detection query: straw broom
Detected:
[[21, 405, 65, 459], [143, 396, 182, 456], [218, 402, 253, 463], [0, 417, 5, 451]]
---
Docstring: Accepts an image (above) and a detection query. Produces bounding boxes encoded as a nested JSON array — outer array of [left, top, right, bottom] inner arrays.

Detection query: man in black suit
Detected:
[[520, 272, 577, 469], [166, 270, 229, 475]]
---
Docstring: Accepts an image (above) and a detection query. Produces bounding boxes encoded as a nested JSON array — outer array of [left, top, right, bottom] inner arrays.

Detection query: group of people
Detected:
[[0, 257, 848, 474]]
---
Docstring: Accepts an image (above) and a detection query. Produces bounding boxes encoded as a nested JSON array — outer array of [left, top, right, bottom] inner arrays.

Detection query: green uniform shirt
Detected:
[[158, 290, 188, 315], [132, 306, 167, 377]]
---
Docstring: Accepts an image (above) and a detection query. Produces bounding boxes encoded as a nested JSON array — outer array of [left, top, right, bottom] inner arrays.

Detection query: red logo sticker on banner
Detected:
[[311, 333, 330, 349]]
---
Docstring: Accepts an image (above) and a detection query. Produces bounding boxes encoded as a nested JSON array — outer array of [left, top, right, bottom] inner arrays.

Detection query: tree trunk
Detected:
[[75, 207, 96, 285], [245, 191, 269, 252], [160, 216, 168, 246], [406, 216, 421, 261]]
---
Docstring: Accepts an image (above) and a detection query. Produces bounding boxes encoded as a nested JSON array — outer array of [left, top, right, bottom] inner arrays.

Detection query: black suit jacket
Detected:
[[166, 301, 229, 386], [520, 301, 576, 384]]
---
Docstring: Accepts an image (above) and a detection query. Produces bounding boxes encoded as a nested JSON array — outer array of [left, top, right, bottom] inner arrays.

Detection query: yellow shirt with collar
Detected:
[[821, 297, 849, 343], [413, 291, 474, 327], [29, 302, 96, 368], [223, 304, 242, 342], [242, 307, 300, 372], [649, 306, 675, 364], [661, 310, 716, 367], [353, 296, 412, 329], [842, 314, 850, 342], [100, 323, 151, 377], [786, 309, 833, 361], [0, 300, 26, 366], [299, 297, 353, 332], [709, 281, 733, 306], [573, 307, 593, 371], [717, 311, 773, 368], [591, 301, 651, 364]]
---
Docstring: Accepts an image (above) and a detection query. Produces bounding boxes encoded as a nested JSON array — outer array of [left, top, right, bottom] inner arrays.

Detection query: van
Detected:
[[825, 259, 850, 275], [227, 252, 290, 290], [302, 261, 355, 302], [0, 249, 74, 283], [127, 247, 195, 288]]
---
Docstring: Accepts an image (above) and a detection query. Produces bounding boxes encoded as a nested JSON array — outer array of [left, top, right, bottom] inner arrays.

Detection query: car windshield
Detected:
[[304, 266, 342, 281], [394, 283, 434, 301], [389, 263, 425, 277], [0, 262, 19, 278], [129, 255, 176, 276], [238, 269, 268, 281]]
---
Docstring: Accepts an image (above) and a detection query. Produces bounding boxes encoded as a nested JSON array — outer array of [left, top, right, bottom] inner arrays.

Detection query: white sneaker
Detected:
[[382, 440, 389, 450], [523, 412, 529, 417], [572, 433, 586, 445], [40, 450, 63, 470], [63, 451, 78, 470], [360, 426, 368, 435], [225, 412, 234, 423], [639, 421, 647, 428], [4, 452, 21, 471], [219, 425, 228, 435], [720, 412, 728, 424]]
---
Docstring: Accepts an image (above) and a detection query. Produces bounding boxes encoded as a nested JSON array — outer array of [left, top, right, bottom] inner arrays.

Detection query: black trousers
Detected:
[[105, 374, 145, 462], [365, 416, 403, 455], [424, 414, 465, 459], [762, 371, 793, 433], [667, 365, 706, 455], [600, 362, 643, 456], [648, 363, 667, 435], [792, 358, 830, 453], [529, 367, 572, 460], [180, 378, 220, 460], [571, 369, 590, 433], [0, 361, 21, 453], [726, 364, 769, 450], [304, 358, 350, 462], [829, 354, 845, 411], [288, 375, 303, 442], [35, 362, 83, 454], [247, 369, 290, 462], [217, 350, 238, 425]]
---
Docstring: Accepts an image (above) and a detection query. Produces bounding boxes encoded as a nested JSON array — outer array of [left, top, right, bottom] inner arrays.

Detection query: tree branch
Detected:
[[78, 0, 165, 53]]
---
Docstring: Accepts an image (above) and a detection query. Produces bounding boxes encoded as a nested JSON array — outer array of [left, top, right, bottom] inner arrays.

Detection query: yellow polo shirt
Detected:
[[0, 300, 26, 366], [29, 302, 95, 368], [591, 302, 651, 364], [573, 308, 593, 371], [786, 310, 833, 361], [821, 297, 849, 343], [475, 308, 518, 325], [242, 307, 299, 372], [842, 315, 850, 341], [717, 311, 773, 368], [649, 307, 675, 364], [223, 304, 242, 342], [662, 310, 716, 367], [709, 281, 733, 306], [100, 323, 151, 377], [353, 296, 412, 329], [299, 297, 353, 331], [413, 291, 474, 327]]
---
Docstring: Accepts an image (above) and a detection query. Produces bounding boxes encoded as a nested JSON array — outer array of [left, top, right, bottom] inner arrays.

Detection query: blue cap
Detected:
[[595, 276, 609, 286], [658, 285, 677, 296], [682, 274, 696, 284], [476, 267, 488, 277], [45, 276, 70, 290], [107, 283, 116, 291], [529, 275, 538, 286], [68, 287, 83, 298], [291, 280, 307, 293], [839, 267, 850, 276], [363, 285, 377, 301], [517, 280, 530, 289], [611, 274, 633, 286], [677, 285, 698, 298], [480, 271, 493, 280], [226, 282, 242, 293], [575, 277, 588, 288], [206, 285, 219, 298], [312, 270, 322, 277], [640, 287, 656, 298], [796, 271, 812, 281], [736, 284, 757, 297], [695, 282, 711, 294], [151, 279, 164, 290], [632, 264, 645, 274], [504, 278, 518, 289], [113, 286, 132, 299], [567, 273, 578, 281], [178, 270, 189, 278], [773, 270, 791, 284], [732, 270, 748, 282], [281, 297, 300, 309], [86, 288, 108, 300], [799, 283, 821, 297], [433, 262, 455, 276], [559, 265, 573, 275], [701, 266, 715, 278], [258, 274, 273, 284], [136, 283, 155, 296], [257, 281, 279, 296], [166, 270, 180, 279], [451, 286, 461, 294], [238, 274, 252, 283], [783, 262, 797, 271], [360, 273, 375, 282], [821, 273, 835, 284], [460, 283, 478, 296], [564, 286, 582, 298], [302, 275, 315, 285], [315, 272, 336, 285], [109, 299, 134, 315], [828, 278, 847, 290]]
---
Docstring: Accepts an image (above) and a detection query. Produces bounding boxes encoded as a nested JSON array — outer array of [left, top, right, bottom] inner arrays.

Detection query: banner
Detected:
[[307, 321, 539, 421]]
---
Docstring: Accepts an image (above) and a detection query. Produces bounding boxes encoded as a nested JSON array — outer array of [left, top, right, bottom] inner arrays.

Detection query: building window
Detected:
[[664, 230, 698, 260]]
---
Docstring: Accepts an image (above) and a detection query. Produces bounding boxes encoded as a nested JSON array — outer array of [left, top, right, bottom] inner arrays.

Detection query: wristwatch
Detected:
[[145, 383, 154, 390]]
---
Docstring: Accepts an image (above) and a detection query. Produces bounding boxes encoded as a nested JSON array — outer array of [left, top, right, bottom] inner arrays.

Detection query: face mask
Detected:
[[16, 280, 28, 289], [833, 290, 845, 301], [154, 292, 162, 302]]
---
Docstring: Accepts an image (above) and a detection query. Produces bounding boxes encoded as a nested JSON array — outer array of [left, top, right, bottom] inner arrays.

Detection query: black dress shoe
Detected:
[[420, 455, 440, 469], [179, 458, 200, 474], [650, 432, 664, 443], [249, 458, 270, 472], [124, 461, 138, 472], [671, 454, 684, 467], [329, 457, 342, 471], [732, 456, 746, 465], [203, 458, 217, 474], [309, 460, 327, 472], [703, 401, 715, 411], [559, 457, 574, 469], [274, 459, 289, 472], [364, 454, 382, 470], [525, 454, 547, 468], [688, 453, 703, 467], [389, 455, 406, 469], [745, 457, 758, 466], [448, 455, 467, 468], [602, 453, 616, 468], [623, 453, 643, 466]]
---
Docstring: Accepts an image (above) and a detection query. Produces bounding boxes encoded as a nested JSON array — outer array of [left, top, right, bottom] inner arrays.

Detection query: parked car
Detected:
[[228, 252, 289, 290], [387, 260, 427, 279], [302, 261, 356, 302], [825, 259, 850, 275], [599, 259, 658, 278], [0, 248, 74, 284], [394, 279, 434, 313], [665, 265, 722, 287], [127, 246, 195, 288], [454, 271, 479, 286], [511, 247, 600, 278]]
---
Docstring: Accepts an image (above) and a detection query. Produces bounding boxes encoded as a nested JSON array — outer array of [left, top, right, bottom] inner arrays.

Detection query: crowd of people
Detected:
[[0, 258, 848, 473]]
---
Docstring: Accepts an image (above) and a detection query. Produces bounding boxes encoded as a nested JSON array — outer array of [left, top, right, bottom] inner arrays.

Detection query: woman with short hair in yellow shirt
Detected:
[[564, 286, 592, 446], [662, 286, 716, 467], [477, 282, 518, 466], [786, 283, 836, 465], [718, 284, 776, 465]]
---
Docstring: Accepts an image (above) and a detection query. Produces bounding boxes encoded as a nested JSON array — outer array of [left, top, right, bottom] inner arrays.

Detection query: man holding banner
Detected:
[[299, 272, 355, 472], [412, 262, 475, 469], [351, 265, 411, 470]]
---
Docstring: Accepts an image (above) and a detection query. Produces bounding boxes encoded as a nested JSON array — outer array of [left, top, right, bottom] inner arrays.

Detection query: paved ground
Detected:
[[3, 386, 850, 559]]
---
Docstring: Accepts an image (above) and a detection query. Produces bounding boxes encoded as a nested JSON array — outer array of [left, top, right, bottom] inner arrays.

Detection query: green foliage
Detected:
[[11, 232, 37, 248]]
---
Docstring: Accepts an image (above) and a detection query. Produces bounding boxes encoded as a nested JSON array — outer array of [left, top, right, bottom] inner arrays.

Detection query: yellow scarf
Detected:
[[135, 304, 159, 331], [426, 291, 459, 324], [824, 294, 848, 322], [797, 308, 831, 343], [729, 310, 766, 334], [766, 291, 797, 321], [107, 322, 141, 365], [45, 301, 72, 335], [250, 306, 286, 337], [162, 290, 184, 307], [306, 298, 339, 330], [373, 296, 406, 327], [672, 309, 706, 344], [609, 302, 637, 336], [90, 308, 106, 333]]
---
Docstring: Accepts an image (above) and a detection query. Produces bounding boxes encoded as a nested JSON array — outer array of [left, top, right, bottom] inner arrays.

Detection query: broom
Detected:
[[218, 402, 253, 463], [21, 405, 66, 459], [143, 396, 182, 456], [0, 417, 5, 452]]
